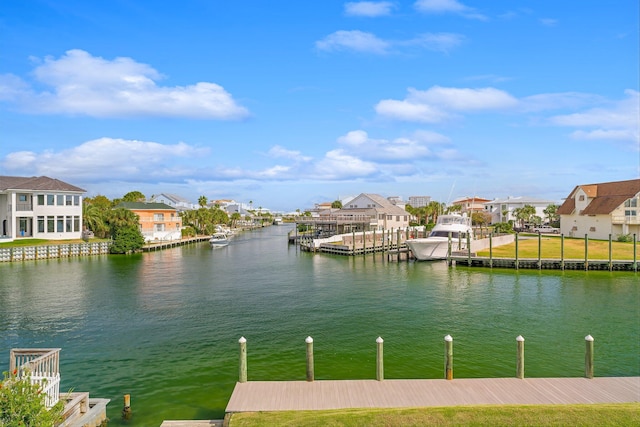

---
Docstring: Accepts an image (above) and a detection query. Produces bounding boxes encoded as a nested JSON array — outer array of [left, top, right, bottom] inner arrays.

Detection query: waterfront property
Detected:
[[0, 175, 85, 242], [118, 201, 183, 242], [558, 178, 640, 240]]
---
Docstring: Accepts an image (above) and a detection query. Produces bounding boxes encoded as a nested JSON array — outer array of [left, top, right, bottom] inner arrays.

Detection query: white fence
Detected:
[[0, 242, 110, 262]]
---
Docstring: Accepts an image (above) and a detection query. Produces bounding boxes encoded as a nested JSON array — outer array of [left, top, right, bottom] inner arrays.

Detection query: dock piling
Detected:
[[376, 337, 384, 381], [306, 336, 314, 382], [585, 335, 594, 379], [444, 335, 453, 380], [239, 336, 247, 383], [516, 335, 525, 379], [122, 394, 131, 420]]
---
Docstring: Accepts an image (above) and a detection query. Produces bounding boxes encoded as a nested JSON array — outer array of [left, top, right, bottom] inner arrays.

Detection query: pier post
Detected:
[[585, 335, 594, 379], [239, 336, 247, 383], [363, 230, 366, 254], [608, 234, 613, 271], [584, 234, 589, 270], [489, 233, 493, 268], [376, 337, 384, 381], [634, 234, 638, 272], [467, 233, 471, 265], [447, 233, 452, 266], [561, 234, 565, 270], [516, 335, 525, 379], [444, 335, 453, 380], [515, 233, 519, 270], [122, 394, 132, 420], [306, 336, 314, 381], [537, 232, 542, 269]]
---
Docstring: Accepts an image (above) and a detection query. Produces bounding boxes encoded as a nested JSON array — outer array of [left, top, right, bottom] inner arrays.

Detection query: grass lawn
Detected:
[[477, 235, 639, 260], [0, 238, 108, 248], [227, 403, 640, 426]]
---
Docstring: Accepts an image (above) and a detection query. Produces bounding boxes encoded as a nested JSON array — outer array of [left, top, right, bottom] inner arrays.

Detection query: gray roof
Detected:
[[0, 175, 85, 192]]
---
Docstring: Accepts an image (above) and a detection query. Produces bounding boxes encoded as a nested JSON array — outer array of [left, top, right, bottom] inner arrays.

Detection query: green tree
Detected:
[[331, 200, 342, 209], [82, 203, 109, 238], [513, 205, 536, 228], [198, 195, 208, 208], [544, 204, 560, 226], [109, 224, 145, 254], [122, 191, 146, 202]]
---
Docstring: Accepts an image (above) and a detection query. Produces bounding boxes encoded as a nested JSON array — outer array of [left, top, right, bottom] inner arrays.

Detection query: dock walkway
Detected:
[[225, 377, 640, 412]]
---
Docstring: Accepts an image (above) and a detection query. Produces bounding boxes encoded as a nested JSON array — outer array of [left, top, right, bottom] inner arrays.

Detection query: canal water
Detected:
[[1, 225, 638, 426]]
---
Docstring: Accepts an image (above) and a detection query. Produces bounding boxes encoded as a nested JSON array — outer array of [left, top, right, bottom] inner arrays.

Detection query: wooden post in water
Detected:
[[516, 335, 525, 379], [306, 336, 314, 382], [584, 234, 589, 270], [561, 234, 565, 270], [447, 232, 452, 266], [608, 234, 613, 271], [585, 335, 594, 379], [444, 335, 453, 380], [122, 394, 132, 420], [352, 230, 356, 254], [362, 230, 366, 254], [239, 336, 247, 383], [467, 232, 471, 265], [376, 336, 384, 381], [373, 230, 376, 253]]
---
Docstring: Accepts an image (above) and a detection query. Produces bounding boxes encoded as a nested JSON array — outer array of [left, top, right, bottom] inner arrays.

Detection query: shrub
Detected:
[[109, 224, 145, 254], [617, 234, 633, 243], [0, 370, 64, 427]]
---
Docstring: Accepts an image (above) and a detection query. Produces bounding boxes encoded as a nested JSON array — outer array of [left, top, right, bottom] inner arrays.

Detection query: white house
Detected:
[[338, 193, 410, 231], [149, 193, 197, 210], [0, 176, 85, 241], [484, 196, 557, 225], [557, 179, 640, 240]]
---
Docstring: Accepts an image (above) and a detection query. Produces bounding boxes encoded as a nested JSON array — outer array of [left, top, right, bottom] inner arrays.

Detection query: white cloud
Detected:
[[316, 31, 463, 55], [414, 0, 487, 20], [337, 130, 436, 161], [0, 49, 249, 119], [267, 145, 312, 162], [376, 86, 517, 122], [1, 138, 207, 181], [312, 149, 379, 180], [344, 1, 395, 17], [316, 30, 390, 54]]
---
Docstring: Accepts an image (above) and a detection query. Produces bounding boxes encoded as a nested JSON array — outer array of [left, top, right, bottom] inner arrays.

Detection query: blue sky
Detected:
[[1, 1, 638, 212]]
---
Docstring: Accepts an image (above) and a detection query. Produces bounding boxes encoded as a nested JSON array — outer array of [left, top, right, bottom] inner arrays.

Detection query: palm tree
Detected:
[[198, 196, 208, 208]]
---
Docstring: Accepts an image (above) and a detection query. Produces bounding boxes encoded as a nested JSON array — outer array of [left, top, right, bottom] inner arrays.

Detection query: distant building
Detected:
[[557, 179, 640, 240], [118, 202, 182, 242], [339, 193, 410, 231], [451, 196, 491, 215], [484, 196, 556, 225], [0, 175, 85, 241], [149, 193, 197, 211], [408, 196, 431, 208]]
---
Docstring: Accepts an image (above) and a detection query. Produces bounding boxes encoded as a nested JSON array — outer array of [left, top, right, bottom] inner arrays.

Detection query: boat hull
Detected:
[[406, 239, 451, 261]]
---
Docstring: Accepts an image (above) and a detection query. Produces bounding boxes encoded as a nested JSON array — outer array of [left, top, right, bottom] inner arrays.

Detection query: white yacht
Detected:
[[209, 232, 230, 248], [406, 213, 473, 261]]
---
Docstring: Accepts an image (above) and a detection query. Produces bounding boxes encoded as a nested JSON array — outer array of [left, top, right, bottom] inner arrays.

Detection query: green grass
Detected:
[[477, 236, 639, 260], [0, 238, 108, 248], [227, 403, 640, 426]]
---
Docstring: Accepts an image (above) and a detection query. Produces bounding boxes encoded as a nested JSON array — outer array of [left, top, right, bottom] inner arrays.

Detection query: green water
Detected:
[[1, 225, 638, 426]]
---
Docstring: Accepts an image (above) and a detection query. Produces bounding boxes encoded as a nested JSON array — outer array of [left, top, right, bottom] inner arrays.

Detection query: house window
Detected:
[[37, 195, 45, 205], [74, 216, 80, 232], [396, 215, 400, 221], [579, 195, 585, 201], [155, 223, 165, 232], [57, 216, 64, 232], [57, 195, 64, 205], [624, 199, 638, 208], [66, 195, 73, 206], [38, 216, 45, 233], [589, 227, 596, 232], [47, 194, 55, 205], [153, 213, 165, 221], [625, 210, 637, 217], [66, 217, 72, 232], [74, 196, 80, 206], [47, 216, 55, 232]]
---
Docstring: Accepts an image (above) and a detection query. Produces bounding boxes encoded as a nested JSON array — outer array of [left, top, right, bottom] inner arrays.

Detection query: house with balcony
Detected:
[[0, 175, 85, 241], [484, 196, 557, 225], [451, 196, 491, 215], [149, 193, 197, 211], [334, 193, 410, 232], [557, 178, 640, 240], [118, 201, 182, 242]]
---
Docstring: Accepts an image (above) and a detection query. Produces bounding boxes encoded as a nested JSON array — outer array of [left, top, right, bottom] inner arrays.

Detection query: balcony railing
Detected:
[[611, 215, 640, 225], [16, 202, 33, 211], [10, 348, 61, 408], [297, 214, 377, 224]]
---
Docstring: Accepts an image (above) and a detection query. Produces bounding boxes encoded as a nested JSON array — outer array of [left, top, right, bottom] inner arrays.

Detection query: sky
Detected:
[[0, 1, 638, 212]]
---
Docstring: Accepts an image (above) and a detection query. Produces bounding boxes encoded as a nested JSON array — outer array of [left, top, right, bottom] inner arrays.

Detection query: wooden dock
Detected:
[[225, 377, 639, 412]]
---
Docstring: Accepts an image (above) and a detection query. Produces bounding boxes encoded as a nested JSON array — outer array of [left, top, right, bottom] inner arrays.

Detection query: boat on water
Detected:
[[406, 213, 473, 261], [209, 232, 230, 248]]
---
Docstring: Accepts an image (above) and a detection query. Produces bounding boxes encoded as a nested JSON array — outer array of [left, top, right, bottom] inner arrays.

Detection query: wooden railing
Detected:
[[10, 348, 61, 408]]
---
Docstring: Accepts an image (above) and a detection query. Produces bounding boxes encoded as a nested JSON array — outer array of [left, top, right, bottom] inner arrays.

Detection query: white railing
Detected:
[[10, 348, 61, 408], [611, 215, 640, 225]]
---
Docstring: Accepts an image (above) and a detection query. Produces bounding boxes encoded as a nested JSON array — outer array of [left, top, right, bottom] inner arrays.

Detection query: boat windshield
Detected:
[[429, 231, 466, 239]]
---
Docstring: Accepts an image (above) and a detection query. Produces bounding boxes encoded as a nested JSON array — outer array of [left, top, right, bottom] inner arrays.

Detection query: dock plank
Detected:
[[226, 377, 640, 412]]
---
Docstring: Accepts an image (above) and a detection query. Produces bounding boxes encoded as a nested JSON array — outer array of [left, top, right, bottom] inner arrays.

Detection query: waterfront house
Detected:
[[484, 196, 557, 225], [451, 196, 491, 215], [557, 178, 640, 240], [337, 193, 410, 231], [149, 193, 197, 211], [0, 175, 85, 241], [118, 201, 182, 242]]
